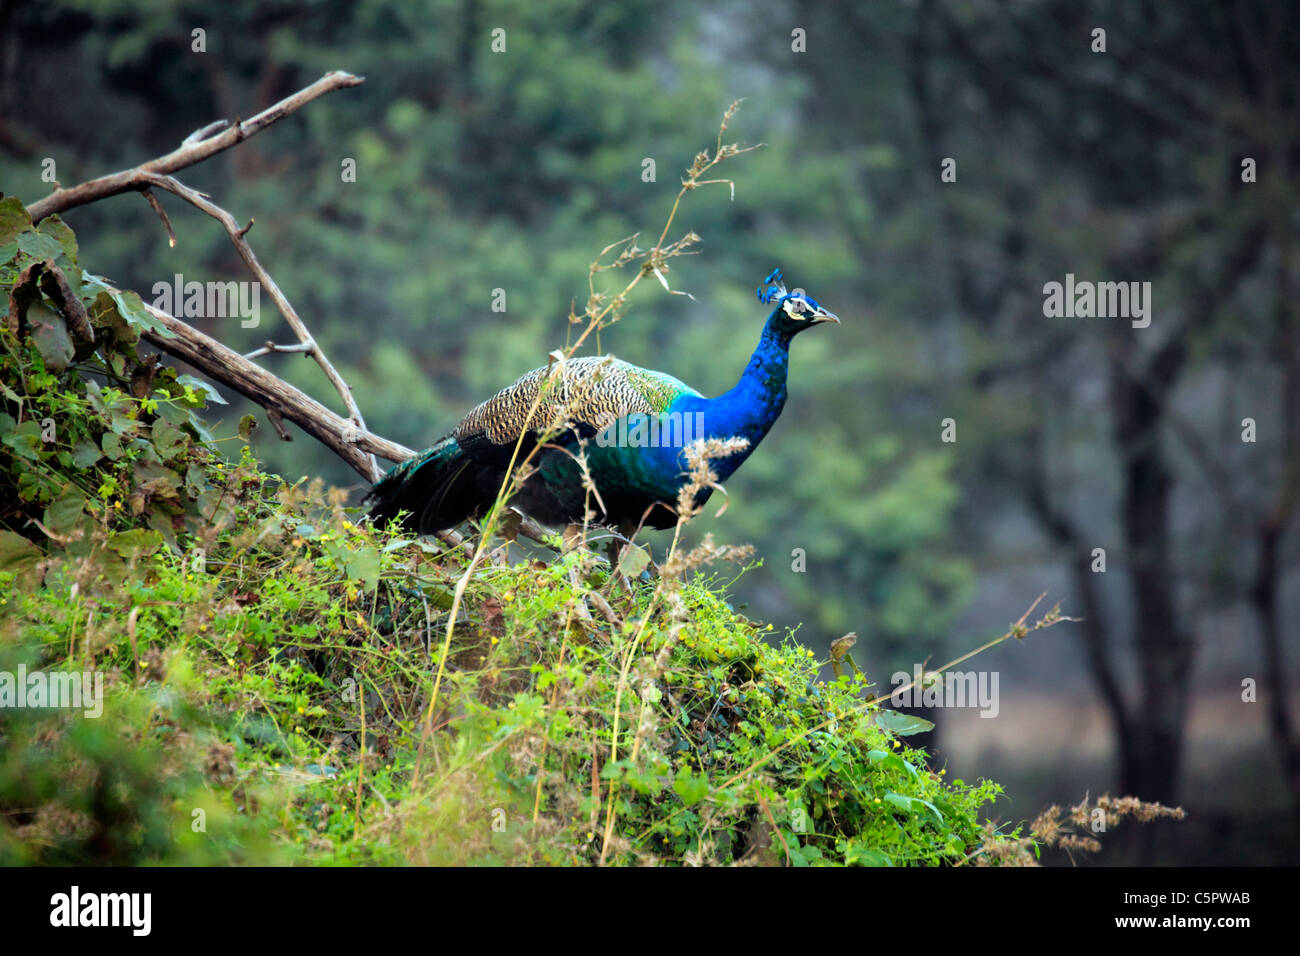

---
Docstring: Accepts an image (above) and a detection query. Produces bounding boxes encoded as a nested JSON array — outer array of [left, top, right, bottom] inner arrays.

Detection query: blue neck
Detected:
[[677, 309, 793, 480]]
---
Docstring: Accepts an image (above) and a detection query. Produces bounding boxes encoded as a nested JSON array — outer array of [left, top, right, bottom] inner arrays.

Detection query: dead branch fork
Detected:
[[21, 70, 487, 545]]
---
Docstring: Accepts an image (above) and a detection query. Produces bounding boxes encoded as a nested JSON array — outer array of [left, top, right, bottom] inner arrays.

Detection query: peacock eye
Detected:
[[782, 297, 805, 317]]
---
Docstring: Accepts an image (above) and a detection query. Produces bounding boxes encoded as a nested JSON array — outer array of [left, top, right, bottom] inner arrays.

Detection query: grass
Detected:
[[0, 121, 1180, 863]]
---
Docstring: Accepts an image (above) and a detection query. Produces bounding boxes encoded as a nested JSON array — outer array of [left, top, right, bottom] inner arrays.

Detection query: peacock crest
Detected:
[[757, 267, 830, 316]]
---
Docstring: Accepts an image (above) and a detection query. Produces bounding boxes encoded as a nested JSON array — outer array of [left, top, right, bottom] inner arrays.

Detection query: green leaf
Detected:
[[27, 300, 74, 373], [101, 432, 124, 460], [36, 216, 78, 264], [672, 769, 710, 806], [71, 440, 103, 467], [151, 418, 188, 460], [80, 272, 112, 296], [16, 230, 64, 261], [184, 463, 211, 496], [107, 529, 164, 561], [345, 542, 381, 584], [883, 791, 944, 827], [109, 289, 173, 338], [86, 292, 140, 359], [0, 529, 43, 586], [875, 709, 935, 736], [0, 196, 32, 245], [177, 374, 227, 405], [1, 419, 43, 461], [844, 842, 893, 866], [865, 748, 918, 781], [617, 542, 652, 578], [43, 491, 88, 538], [156, 400, 214, 445]]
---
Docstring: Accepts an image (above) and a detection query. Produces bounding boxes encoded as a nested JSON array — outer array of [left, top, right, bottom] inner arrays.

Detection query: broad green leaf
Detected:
[[883, 791, 944, 826], [101, 432, 124, 460], [16, 230, 63, 261], [151, 417, 187, 460], [107, 529, 164, 561], [672, 770, 709, 806], [345, 542, 381, 584], [845, 842, 893, 867], [0, 529, 43, 586], [177, 374, 227, 405], [36, 216, 78, 263], [43, 491, 88, 538], [87, 291, 139, 347], [71, 440, 103, 467], [617, 542, 652, 578], [875, 709, 935, 736], [866, 748, 918, 780], [1, 419, 42, 461], [109, 288, 173, 338], [0, 196, 32, 245]]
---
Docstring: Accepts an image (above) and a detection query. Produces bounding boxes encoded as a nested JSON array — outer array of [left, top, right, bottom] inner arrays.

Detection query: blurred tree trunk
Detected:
[[1110, 343, 1189, 806], [1250, 193, 1300, 829]]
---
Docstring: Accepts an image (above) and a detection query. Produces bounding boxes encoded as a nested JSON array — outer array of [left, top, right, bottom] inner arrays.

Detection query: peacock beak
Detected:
[[811, 307, 840, 324]]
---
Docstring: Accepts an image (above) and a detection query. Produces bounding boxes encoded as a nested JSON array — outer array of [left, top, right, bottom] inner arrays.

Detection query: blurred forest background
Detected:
[[2, 0, 1297, 864]]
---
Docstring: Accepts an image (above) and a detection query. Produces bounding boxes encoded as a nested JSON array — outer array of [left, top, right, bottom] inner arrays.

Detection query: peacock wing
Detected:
[[453, 356, 699, 462]]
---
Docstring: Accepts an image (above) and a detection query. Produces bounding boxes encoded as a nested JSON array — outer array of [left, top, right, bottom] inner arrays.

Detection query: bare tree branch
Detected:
[[130, 295, 412, 475], [24, 71, 364, 222], [137, 170, 379, 480], [22, 69, 532, 554]]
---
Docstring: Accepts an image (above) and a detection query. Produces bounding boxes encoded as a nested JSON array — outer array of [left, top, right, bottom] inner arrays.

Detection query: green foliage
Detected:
[[0, 222, 1018, 866], [0, 0, 973, 670]]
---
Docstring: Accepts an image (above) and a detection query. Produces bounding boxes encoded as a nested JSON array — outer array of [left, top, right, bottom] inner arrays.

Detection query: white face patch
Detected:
[[781, 297, 806, 318]]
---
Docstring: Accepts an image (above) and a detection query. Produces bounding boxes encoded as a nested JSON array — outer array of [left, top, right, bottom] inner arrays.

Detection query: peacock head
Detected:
[[757, 268, 839, 334]]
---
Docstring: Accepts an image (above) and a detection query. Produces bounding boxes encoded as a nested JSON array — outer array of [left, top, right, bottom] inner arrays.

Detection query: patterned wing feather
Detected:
[[455, 356, 697, 448]]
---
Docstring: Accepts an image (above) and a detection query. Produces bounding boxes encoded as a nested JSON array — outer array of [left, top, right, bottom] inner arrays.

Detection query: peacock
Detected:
[[365, 269, 838, 536]]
